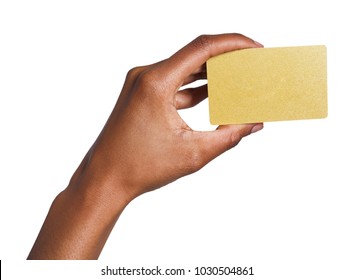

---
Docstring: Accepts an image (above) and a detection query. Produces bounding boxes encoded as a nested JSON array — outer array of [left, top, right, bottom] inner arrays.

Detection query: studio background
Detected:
[[0, 1, 353, 279]]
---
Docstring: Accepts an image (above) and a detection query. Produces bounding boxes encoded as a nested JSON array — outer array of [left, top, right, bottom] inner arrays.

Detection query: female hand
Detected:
[[73, 33, 263, 201], [28, 33, 263, 259]]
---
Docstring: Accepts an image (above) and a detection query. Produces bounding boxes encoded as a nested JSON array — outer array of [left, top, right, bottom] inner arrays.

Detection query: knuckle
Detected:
[[230, 130, 243, 147], [186, 145, 204, 172], [135, 69, 161, 92], [175, 132, 206, 174], [233, 32, 244, 37], [126, 66, 144, 81], [191, 34, 213, 51]]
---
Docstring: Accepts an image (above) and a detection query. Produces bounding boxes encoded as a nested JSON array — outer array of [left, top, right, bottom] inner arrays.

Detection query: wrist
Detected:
[[28, 155, 132, 260], [68, 151, 136, 211]]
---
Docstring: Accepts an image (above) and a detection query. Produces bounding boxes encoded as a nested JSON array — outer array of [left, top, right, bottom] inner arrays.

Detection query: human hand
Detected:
[[28, 33, 263, 259], [72, 33, 264, 202]]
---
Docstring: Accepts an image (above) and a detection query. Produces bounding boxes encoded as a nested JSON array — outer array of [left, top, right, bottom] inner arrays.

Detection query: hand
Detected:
[[28, 33, 263, 259], [72, 33, 263, 201]]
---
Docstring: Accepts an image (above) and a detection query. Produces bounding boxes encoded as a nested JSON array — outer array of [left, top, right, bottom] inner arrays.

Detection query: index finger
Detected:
[[159, 33, 263, 89]]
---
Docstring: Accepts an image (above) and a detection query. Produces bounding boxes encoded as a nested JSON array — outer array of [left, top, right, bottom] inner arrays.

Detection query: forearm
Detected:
[[27, 172, 130, 260]]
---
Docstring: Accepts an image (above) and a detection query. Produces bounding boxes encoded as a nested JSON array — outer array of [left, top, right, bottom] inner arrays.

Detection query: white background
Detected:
[[1, 0, 353, 279]]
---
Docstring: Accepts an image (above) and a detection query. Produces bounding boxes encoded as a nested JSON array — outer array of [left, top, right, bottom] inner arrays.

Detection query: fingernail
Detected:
[[253, 40, 264, 47], [251, 123, 264, 134]]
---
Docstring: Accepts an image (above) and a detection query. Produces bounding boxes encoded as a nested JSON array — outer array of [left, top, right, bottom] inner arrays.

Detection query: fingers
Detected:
[[159, 33, 262, 89], [182, 71, 207, 87], [191, 123, 263, 170], [175, 84, 208, 109]]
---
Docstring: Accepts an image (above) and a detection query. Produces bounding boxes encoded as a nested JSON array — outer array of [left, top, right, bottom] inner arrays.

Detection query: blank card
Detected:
[[207, 45, 327, 124]]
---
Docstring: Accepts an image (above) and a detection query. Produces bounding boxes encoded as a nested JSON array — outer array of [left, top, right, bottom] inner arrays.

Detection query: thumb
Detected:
[[194, 123, 263, 166]]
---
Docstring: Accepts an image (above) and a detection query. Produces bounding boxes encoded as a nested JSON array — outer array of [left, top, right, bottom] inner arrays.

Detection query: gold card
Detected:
[[207, 45, 327, 124]]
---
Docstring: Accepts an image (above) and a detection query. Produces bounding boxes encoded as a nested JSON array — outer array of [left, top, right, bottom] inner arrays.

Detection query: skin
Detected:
[[27, 33, 264, 260]]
